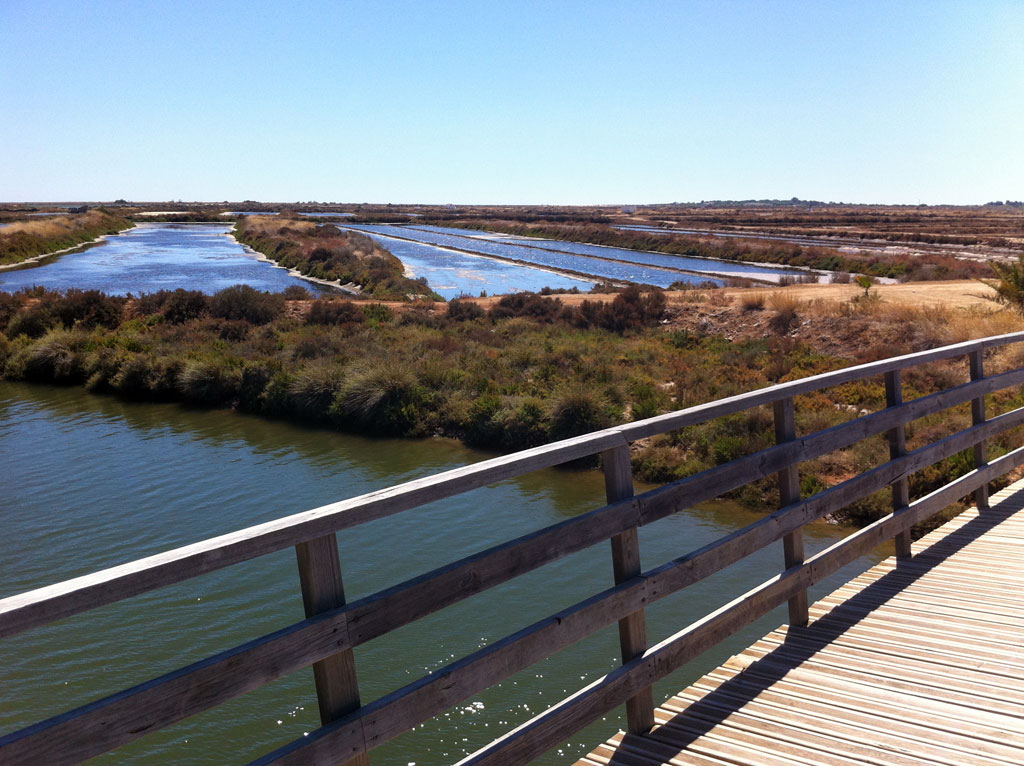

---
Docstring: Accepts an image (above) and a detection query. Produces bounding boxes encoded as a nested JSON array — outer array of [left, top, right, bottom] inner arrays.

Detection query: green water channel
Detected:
[[0, 383, 887, 764]]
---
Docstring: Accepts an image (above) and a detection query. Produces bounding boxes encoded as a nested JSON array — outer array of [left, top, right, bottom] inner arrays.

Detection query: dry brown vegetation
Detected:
[[0, 210, 134, 266]]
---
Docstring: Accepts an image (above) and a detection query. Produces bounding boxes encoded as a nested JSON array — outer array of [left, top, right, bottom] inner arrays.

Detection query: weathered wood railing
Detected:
[[4, 332, 1024, 765]]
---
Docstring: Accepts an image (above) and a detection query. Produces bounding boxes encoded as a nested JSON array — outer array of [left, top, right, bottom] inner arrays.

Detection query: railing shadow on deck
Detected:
[[604, 490, 1024, 763], [4, 332, 1024, 766]]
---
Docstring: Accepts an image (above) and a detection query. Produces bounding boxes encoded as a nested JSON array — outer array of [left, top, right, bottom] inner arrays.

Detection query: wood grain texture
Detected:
[[971, 349, 990, 510], [885, 369, 913, 559], [294, 535, 368, 766], [773, 397, 807, 627], [603, 443, 655, 735], [578, 478, 1024, 766]]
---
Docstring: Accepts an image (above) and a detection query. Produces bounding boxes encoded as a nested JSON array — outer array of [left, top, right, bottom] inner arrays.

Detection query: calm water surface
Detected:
[[344, 224, 714, 288], [0, 383, 885, 763], [403, 226, 808, 283], [0, 223, 334, 296], [351, 230, 594, 298]]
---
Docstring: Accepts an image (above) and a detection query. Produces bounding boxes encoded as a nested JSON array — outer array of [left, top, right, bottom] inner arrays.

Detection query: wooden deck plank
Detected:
[[576, 478, 1024, 766]]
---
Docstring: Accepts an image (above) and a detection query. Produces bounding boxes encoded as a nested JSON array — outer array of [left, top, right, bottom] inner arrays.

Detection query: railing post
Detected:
[[602, 442, 655, 735], [885, 370, 914, 559], [295, 534, 369, 766], [773, 398, 808, 627], [970, 349, 990, 510]]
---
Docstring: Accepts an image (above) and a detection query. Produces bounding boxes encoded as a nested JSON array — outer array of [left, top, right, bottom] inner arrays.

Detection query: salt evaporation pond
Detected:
[[340, 227, 593, 298], [343, 224, 721, 288], [0, 223, 335, 296], [408, 225, 810, 283]]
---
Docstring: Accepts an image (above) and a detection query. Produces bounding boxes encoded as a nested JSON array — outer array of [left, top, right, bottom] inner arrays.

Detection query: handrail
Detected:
[[4, 331, 1023, 639], [3, 332, 1024, 765]]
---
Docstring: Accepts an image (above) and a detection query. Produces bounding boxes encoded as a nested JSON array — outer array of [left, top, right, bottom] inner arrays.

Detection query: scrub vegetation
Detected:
[[2, 283, 1021, 531], [0, 210, 134, 266], [234, 215, 439, 300]]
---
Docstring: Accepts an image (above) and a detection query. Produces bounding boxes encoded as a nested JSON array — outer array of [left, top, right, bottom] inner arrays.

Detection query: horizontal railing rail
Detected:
[[3, 331, 1024, 765]]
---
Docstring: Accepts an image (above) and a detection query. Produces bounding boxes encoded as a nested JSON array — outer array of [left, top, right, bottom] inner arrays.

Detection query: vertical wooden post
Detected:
[[970, 349, 990, 511], [602, 442, 655, 735], [295, 534, 369, 766], [885, 370, 914, 560], [773, 398, 808, 627]]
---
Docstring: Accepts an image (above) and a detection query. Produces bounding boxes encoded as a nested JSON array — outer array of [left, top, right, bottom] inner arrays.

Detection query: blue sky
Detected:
[[1, 1, 1021, 204]]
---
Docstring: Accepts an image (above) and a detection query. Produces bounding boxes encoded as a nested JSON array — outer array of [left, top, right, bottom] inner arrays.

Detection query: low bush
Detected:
[[177, 358, 241, 404], [307, 300, 364, 326], [489, 293, 563, 322], [52, 289, 125, 329], [137, 289, 210, 324], [330, 362, 426, 436], [210, 285, 284, 325], [447, 299, 485, 321]]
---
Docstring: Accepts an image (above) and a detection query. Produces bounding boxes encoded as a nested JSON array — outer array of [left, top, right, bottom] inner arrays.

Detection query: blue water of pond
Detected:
[[343, 224, 721, 288], [408, 225, 806, 282], [0, 223, 335, 296], [339, 227, 593, 298]]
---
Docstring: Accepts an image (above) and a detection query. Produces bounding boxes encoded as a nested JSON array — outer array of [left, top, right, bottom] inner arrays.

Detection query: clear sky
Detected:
[[1, 0, 1021, 204]]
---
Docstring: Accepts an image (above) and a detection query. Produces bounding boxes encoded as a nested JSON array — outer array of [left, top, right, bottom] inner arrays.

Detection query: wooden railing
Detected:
[[4, 332, 1024, 765]]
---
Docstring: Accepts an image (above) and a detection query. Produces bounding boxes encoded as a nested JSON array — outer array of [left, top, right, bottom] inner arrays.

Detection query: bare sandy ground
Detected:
[[452, 280, 1000, 312], [717, 280, 999, 310]]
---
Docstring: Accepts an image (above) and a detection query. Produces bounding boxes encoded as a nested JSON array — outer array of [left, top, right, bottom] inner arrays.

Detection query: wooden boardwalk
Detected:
[[578, 480, 1024, 766]]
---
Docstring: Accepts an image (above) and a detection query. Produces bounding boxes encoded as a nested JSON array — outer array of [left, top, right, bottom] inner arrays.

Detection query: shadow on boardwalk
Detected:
[[595, 486, 1024, 765]]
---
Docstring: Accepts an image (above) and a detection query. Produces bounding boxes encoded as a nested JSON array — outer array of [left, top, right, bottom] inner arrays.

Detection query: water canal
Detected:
[[0, 224, 336, 296], [0, 383, 885, 764]]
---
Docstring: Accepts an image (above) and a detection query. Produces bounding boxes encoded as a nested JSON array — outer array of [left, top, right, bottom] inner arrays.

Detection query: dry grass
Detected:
[[767, 291, 802, 314], [240, 215, 318, 236], [739, 292, 765, 311], [1, 216, 78, 239]]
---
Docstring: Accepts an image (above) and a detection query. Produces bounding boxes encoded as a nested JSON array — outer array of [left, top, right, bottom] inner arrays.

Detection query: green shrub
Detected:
[[16, 329, 87, 383], [288, 363, 347, 420], [361, 303, 394, 323], [283, 285, 312, 300], [210, 285, 284, 325], [168, 290, 210, 323], [238, 361, 275, 412], [6, 305, 57, 338], [52, 289, 124, 329], [307, 300, 364, 325], [111, 354, 157, 398], [489, 293, 563, 322], [0, 292, 22, 328], [177, 358, 241, 404], [549, 386, 612, 441], [330, 362, 425, 435], [447, 299, 485, 321]]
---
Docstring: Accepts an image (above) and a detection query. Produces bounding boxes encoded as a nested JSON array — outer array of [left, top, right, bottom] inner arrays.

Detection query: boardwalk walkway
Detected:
[[578, 479, 1024, 766]]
